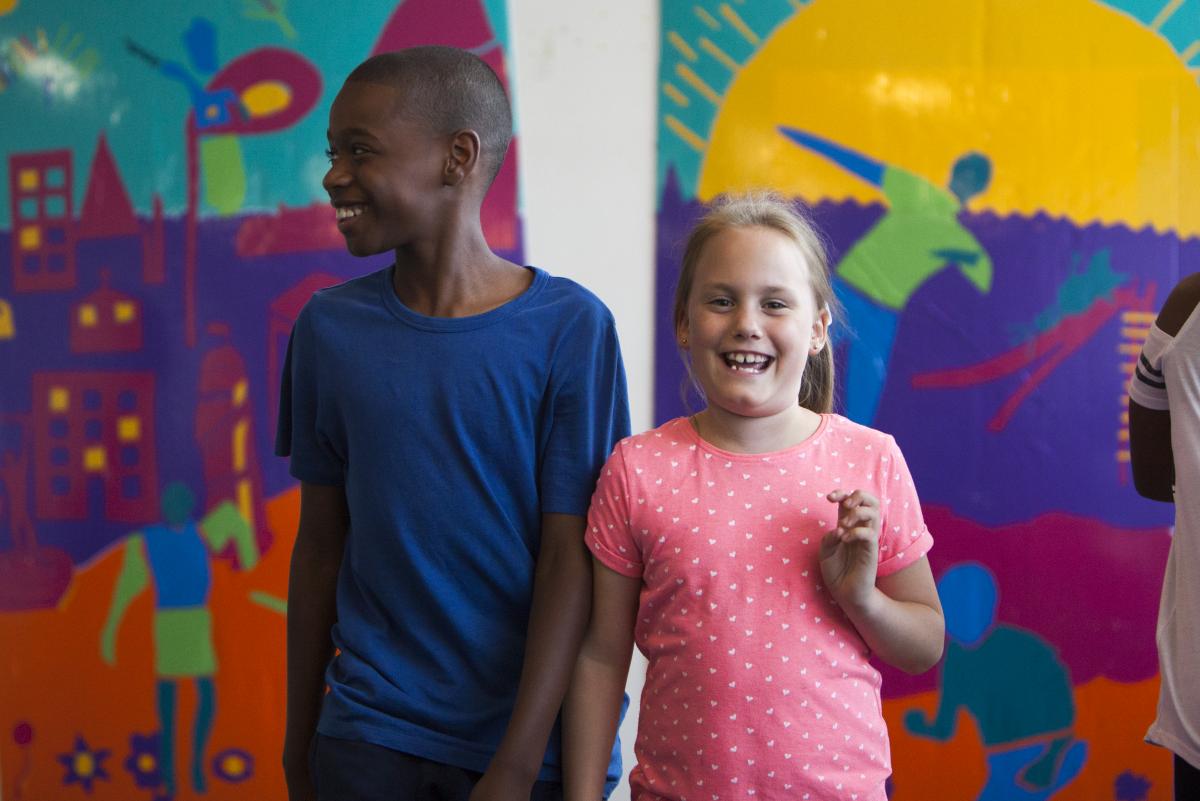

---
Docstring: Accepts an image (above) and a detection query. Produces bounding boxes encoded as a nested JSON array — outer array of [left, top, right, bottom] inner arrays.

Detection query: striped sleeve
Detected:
[[1128, 323, 1171, 411]]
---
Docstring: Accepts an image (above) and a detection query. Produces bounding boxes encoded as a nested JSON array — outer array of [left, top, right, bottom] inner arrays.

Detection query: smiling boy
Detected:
[[276, 47, 629, 801]]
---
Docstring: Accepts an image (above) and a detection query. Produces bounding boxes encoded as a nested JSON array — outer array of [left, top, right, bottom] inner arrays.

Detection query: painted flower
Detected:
[[211, 747, 254, 783], [1115, 770, 1152, 801], [123, 731, 164, 790], [57, 734, 111, 793]]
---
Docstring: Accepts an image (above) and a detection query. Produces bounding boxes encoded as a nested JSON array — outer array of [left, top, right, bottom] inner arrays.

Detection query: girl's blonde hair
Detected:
[[672, 191, 839, 413]]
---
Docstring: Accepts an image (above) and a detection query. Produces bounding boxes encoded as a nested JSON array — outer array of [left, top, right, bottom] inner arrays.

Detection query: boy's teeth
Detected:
[[336, 206, 364, 220]]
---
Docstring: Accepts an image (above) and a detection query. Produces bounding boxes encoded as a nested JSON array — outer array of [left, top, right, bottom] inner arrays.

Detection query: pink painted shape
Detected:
[[77, 133, 138, 240], [203, 47, 322, 136], [236, 203, 344, 257], [0, 546, 73, 611], [370, 1, 519, 252], [371, 0, 496, 53], [912, 285, 1157, 431]]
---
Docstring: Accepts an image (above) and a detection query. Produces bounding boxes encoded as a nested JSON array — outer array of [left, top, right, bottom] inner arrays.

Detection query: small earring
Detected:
[[681, 337, 688, 346]]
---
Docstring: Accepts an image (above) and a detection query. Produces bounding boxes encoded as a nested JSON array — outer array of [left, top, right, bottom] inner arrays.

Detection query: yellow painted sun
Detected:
[[699, 0, 1200, 236]]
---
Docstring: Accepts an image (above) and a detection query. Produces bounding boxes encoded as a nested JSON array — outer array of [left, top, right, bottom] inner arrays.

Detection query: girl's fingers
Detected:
[[838, 524, 878, 544], [839, 504, 879, 531]]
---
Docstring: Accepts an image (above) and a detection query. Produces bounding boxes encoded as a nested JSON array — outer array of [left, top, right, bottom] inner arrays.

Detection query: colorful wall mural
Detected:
[[655, 1, 1197, 799], [0, 2, 520, 799]]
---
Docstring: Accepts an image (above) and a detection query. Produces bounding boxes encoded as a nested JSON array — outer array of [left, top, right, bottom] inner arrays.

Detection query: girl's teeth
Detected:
[[336, 206, 364, 221]]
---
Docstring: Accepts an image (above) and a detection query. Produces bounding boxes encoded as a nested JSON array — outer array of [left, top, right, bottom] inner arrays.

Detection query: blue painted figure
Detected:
[[100, 482, 258, 797], [905, 562, 1087, 800]]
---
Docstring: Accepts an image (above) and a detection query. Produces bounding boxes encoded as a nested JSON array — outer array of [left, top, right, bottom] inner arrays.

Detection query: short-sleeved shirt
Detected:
[[276, 264, 630, 782], [1129, 315, 1200, 769], [586, 415, 933, 801]]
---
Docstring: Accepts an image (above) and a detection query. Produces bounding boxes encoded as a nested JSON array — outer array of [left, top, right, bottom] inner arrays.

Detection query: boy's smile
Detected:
[[323, 80, 446, 257]]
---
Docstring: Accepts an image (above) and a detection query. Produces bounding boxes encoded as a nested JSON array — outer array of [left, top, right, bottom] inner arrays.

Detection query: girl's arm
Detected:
[[855, 556, 944, 674], [819, 490, 944, 675], [563, 558, 641, 801]]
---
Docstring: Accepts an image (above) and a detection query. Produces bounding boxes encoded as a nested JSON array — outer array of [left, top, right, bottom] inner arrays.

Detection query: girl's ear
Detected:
[[676, 320, 690, 350], [810, 305, 832, 355]]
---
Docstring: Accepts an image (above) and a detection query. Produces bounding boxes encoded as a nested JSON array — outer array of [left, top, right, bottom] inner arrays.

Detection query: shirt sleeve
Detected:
[[539, 304, 632, 516], [1128, 323, 1172, 411], [876, 436, 933, 577], [585, 443, 643, 578], [274, 303, 346, 486]]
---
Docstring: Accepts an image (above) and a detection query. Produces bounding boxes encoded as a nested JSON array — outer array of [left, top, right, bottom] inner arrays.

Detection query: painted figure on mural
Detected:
[[1128, 272, 1200, 799], [905, 563, 1087, 800], [100, 482, 258, 797], [778, 127, 993, 424]]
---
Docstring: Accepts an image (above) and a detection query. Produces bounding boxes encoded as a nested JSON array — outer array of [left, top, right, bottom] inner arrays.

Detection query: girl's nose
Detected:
[[733, 308, 763, 339]]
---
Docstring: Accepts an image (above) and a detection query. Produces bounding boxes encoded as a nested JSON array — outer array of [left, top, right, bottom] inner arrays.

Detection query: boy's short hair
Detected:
[[348, 46, 513, 187]]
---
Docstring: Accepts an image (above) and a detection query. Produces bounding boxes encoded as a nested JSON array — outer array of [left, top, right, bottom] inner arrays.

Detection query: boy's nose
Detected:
[[323, 163, 351, 193]]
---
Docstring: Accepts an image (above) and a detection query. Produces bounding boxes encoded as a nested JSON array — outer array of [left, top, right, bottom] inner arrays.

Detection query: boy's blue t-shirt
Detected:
[[276, 264, 629, 786]]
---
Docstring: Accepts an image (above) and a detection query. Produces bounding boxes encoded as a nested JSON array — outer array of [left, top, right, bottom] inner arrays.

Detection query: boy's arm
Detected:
[[471, 512, 594, 800], [1129, 274, 1200, 501], [282, 482, 348, 801], [563, 559, 640, 801]]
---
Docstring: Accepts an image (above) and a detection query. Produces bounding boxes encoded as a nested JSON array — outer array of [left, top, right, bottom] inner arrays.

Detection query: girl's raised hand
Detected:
[[818, 489, 881, 610]]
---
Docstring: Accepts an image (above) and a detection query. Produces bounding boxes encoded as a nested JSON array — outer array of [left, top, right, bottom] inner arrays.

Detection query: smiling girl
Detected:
[[564, 193, 945, 801]]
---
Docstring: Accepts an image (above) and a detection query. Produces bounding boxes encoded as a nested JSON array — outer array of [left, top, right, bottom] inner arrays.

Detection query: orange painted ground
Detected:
[[1, 486, 1178, 800], [886, 676, 1174, 800], [0, 488, 299, 801]]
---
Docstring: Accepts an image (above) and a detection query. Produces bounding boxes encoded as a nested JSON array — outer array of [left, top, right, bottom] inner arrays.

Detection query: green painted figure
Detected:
[[779, 126, 994, 423]]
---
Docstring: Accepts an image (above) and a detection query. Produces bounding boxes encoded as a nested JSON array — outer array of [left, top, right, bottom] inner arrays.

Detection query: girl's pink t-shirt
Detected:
[[586, 415, 933, 801]]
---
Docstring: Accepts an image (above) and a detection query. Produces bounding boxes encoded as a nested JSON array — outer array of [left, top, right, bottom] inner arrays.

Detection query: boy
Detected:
[[1128, 272, 1200, 801], [277, 47, 629, 801]]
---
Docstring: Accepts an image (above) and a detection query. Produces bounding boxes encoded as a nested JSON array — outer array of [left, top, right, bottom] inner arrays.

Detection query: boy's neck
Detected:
[[692, 405, 823, 454], [390, 215, 529, 318]]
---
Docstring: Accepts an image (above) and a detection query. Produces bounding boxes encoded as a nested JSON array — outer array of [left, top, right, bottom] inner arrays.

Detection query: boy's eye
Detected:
[[763, 300, 788, 310], [324, 147, 337, 163], [350, 145, 369, 157]]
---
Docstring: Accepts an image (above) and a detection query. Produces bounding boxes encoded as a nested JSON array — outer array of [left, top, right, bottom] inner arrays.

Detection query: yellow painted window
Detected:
[[19, 226, 41, 251], [18, 169, 39, 191], [49, 387, 69, 412], [233, 419, 249, 472], [0, 299, 13, 340], [84, 446, 107, 472], [238, 478, 255, 532], [78, 304, 98, 327], [118, 416, 141, 442], [232, 379, 248, 407], [114, 301, 136, 323]]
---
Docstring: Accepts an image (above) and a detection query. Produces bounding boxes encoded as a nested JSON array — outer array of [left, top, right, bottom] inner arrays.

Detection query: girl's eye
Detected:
[[350, 145, 369, 157], [764, 300, 788, 310], [708, 297, 733, 308], [324, 147, 336, 163]]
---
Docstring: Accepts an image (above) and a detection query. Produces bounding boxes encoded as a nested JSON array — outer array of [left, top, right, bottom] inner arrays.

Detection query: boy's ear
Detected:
[[444, 129, 481, 187]]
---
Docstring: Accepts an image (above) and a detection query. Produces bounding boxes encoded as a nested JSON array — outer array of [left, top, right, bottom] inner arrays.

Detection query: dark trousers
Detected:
[[311, 734, 565, 801], [1179, 754, 1200, 801]]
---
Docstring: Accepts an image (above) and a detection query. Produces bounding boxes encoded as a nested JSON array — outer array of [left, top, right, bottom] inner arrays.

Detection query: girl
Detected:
[[564, 193, 945, 801]]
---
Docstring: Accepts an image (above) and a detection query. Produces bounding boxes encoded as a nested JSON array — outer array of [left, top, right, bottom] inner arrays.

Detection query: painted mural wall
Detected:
[[654, 1, 1197, 799], [0, 2, 521, 799]]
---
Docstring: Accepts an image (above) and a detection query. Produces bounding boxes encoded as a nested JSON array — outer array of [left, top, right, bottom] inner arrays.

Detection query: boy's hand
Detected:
[[469, 762, 535, 801], [818, 489, 881, 610]]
